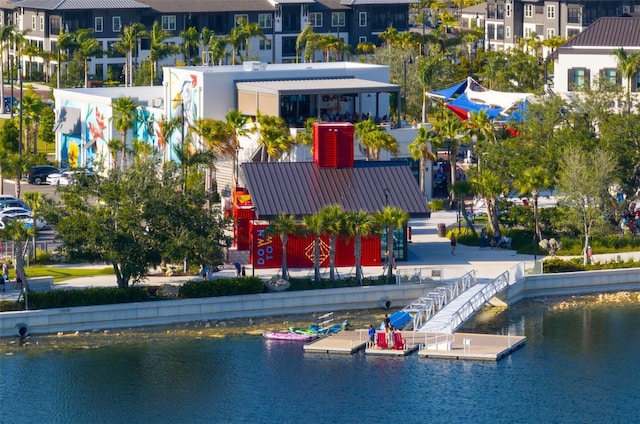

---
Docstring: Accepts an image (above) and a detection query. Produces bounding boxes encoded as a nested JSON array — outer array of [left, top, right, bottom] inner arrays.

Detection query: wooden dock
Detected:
[[417, 332, 526, 361], [303, 329, 526, 361]]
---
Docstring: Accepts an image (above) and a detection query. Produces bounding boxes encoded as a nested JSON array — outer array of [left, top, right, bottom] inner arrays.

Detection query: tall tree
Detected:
[[558, 147, 616, 265], [408, 125, 438, 197], [267, 213, 297, 280], [613, 47, 640, 114], [74, 28, 102, 88], [354, 119, 399, 160], [149, 21, 173, 86], [434, 112, 467, 202], [256, 113, 294, 162], [56, 28, 76, 89], [191, 117, 234, 193], [343, 210, 376, 285], [111, 96, 139, 170], [375, 206, 409, 282], [0, 25, 14, 105], [180, 26, 200, 65], [114, 23, 147, 87], [513, 165, 553, 240], [302, 212, 324, 284], [319, 204, 344, 282]]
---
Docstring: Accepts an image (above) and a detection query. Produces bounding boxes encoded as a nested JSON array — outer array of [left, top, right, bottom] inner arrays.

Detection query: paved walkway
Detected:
[[0, 210, 537, 302]]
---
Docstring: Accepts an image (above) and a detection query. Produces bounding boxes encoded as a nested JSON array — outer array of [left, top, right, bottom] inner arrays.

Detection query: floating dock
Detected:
[[303, 329, 525, 361]]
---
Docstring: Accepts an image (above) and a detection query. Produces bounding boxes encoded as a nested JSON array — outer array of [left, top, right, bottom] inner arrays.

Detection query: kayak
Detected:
[[262, 331, 318, 341]]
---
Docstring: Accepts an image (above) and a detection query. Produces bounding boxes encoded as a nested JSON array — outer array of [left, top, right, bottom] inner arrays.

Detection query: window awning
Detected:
[[53, 107, 81, 135], [236, 78, 400, 96]]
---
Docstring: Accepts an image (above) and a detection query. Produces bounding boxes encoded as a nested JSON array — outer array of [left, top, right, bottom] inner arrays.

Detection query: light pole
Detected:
[[18, 61, 22, 157], [401, 56, 413, 126]]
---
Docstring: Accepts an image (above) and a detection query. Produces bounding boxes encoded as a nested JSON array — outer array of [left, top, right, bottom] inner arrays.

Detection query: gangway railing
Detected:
[[400, 270, 476, 330], [436, 263, 525, 334]]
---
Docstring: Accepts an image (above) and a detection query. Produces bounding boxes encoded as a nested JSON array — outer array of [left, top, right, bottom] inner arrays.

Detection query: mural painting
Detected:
[[169, 71, 202, 160]]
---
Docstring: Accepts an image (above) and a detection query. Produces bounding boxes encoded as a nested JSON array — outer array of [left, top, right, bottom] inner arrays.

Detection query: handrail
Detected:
[[401, 270, 476, 330], [437, 263, 525, 333]]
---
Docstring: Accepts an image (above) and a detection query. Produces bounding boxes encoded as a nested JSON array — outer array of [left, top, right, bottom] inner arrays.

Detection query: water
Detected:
[[2, 301, 640, 424]]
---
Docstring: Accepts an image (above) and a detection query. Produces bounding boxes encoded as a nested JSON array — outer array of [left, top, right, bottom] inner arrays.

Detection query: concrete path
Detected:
[[0, 209, 537, 303]]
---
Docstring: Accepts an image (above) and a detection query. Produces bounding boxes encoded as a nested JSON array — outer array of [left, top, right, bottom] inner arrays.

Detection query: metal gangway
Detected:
[[398, 270, 477, 330], [416, 263, 525, 334]]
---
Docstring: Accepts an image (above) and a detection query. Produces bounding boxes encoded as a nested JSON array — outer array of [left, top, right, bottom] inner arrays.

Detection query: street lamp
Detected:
[[401, 56, 413, 126], [18, 61, 23, 157]]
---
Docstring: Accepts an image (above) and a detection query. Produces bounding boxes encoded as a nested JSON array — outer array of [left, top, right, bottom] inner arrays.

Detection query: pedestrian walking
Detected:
[[450, 233, 457, 255], [480, 228, 488, 250], [234, 262, 241, 277]]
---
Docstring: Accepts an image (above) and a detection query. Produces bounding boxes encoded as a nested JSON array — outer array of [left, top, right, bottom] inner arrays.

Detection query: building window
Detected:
[[546, 28, 555, 38], [31, 16, 36, 31], [258, 13, 272, 29], [567, 28, 580, 37], [95, 17, 103, 33], [601, 68, 619, 85], [113, 16, 121, 32], [359, 36, 367, 44], [569, 68, 588, 91], [359, 12, 367, 27], [40, 16, 44, 31], [235, 14, 249, 26], [524, 4, 533, 18], [309, 12, 322, 27], [547, 6, 555, 19], [331, 12, 345, 28], [567, 7, 580, 24], [506, 3, 512, 17], [162, 15, 176, 31], [505, 26, 511, 39], [259, 38, 271, 51]]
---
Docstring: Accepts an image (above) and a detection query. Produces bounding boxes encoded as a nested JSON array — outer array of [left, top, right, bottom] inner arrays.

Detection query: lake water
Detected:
[[1, 299, 640, 424]]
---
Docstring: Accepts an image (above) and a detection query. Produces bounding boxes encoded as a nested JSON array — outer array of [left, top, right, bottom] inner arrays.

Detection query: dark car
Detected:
[[25, 165, 59, 185], [3, 96, 18, 113]]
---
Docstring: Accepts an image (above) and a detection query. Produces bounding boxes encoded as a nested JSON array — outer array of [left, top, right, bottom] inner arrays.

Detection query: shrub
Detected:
[[429, 199, 445, 212], [179, 277, 264, 298], [25, 287, 150, 309], [543, 258, 585, 273]]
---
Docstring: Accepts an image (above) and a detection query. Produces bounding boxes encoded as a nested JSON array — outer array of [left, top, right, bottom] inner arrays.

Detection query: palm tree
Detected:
[[613, 47, 640, 114], [302, 212, 324, 284], [191, 118, 235, 193], [319, 204, 343, 281], [74, 28, 102, 88], [158, 115, 182, 161], [111, 96, 139, 170], [149, 21, 173, 86], [256, 113, 294, 162], [468, 168, 508, 236], [228, 17, 265, 64], [408, 125, 438, 197], [225, 109, 250, 184], [107, 138, 124, 170], [19, 90, 44, 153], [343, 211, 376, 285], [180, 26, 200, 65], [435, 112, 467, 203], [172, 137, 212, 191], [354, 118, 399, 160], [513, 165, 552, 241], [267, 213, 297, 280], [114, 23, 147, 87], [296, 24, 316, 63], [0, 219, 34, 291], [0, 25, 14, 104], [208, 34, 227, 65], [56, 28, 76, 89], [22, 42, 40, 80], [375, 206, 409, 282], [23, 191, 43, 260]]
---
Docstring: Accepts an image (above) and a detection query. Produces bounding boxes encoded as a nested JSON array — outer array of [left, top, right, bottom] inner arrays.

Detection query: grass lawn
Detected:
[[19, 266, 114, 283]]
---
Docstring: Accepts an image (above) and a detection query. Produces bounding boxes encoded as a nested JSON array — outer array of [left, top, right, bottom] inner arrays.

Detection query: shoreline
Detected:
[[4, 291, 640, 356]]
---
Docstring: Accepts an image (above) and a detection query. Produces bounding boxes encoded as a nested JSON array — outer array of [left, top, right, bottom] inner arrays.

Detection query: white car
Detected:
[[16, 216, 47, 230], [47, 171, 70, 186], [50, 170, 95, 186], [0, 207, 33, 219]]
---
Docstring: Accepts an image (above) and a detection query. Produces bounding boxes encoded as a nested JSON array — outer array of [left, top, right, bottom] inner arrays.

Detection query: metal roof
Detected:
[[561, 15, 640, 48], [236, 78, 400, 96], [242, 161, 430, 220], [138, 0, 275, 13], [16, 0, 150, 9], [340, 0, 419, 4]]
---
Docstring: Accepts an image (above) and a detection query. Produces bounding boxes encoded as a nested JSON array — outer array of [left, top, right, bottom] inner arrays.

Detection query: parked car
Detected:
[[3, 96, 17, 113], [0, 207, 32, 220], [0, 199, 29, 211], [58, 169, 95, 186], [15, 215, 47, 230], [25, 165, 60, 185]]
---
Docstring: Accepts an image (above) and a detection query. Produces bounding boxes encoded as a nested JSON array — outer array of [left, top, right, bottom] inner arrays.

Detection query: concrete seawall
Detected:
[[0, 283, 436, 338], [507, 268, 640, 304]]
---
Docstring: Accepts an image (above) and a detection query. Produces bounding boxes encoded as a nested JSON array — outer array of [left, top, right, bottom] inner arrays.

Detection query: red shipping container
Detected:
[[313, 122, 354, 168]]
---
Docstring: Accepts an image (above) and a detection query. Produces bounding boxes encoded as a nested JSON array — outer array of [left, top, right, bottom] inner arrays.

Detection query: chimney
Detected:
[[312, 122, 354, 168]]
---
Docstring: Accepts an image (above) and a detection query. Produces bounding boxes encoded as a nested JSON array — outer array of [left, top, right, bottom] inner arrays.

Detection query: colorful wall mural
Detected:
[[169, 70, 202, 160]]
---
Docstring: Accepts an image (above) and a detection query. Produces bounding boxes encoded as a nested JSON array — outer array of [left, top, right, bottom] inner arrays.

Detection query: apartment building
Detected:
[[0, 0, 417, 82], [484, 0, 640, 53]]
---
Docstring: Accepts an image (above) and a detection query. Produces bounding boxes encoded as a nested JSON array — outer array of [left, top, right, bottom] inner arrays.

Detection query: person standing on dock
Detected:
[[368, 325, 375, 345]]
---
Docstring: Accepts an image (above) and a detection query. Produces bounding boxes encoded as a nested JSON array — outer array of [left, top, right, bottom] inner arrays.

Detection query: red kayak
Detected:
[[262, 331, 318, 342]]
